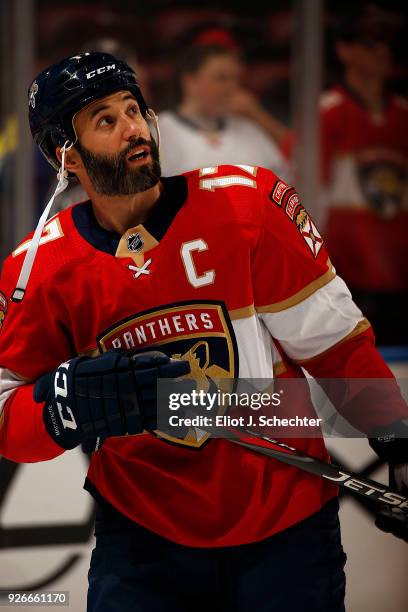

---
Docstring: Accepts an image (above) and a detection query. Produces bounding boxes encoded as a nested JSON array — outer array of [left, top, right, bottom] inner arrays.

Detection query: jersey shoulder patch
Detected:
[[267, 175, 324, 259]]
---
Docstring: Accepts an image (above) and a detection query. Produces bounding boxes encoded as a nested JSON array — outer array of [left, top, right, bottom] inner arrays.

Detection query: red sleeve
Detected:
[[0, 258, 73, 378], [252, 169, 366, 363], [0, 256, 72, 462], [253, 169, 332, 311], [0, 385, 64, 462], [303, 327, 408, 432]]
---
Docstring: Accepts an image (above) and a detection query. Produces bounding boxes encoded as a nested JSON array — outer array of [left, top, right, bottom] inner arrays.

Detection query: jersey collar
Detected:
[[71, 175, 188, 257]]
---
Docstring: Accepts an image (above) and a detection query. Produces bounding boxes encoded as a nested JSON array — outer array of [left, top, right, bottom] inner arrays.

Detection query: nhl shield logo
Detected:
[[29, 81, 38, 109], [97, 301, 239, 448], [127, 232, 144, 252]]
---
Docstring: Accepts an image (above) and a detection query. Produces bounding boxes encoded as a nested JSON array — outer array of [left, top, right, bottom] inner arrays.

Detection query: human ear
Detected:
[[55, 145, 82, 173]]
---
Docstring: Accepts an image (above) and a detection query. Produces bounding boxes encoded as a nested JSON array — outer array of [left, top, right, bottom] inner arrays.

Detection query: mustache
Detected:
[[118, 138, 152, 162], [75, 136, 161, 196]]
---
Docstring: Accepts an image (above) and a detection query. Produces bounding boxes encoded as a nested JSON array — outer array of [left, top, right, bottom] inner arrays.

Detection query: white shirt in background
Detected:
[[158, 110, 290, 179]]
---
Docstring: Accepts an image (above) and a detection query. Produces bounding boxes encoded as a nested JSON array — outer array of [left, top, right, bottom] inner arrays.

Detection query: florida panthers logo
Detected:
[[357, 158, 407, 218], [97, 301, 239, 448], [172, 341, 231, 391]]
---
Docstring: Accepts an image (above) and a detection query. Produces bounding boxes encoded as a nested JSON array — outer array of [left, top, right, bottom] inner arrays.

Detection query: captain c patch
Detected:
[[0, 292, 8, 332]]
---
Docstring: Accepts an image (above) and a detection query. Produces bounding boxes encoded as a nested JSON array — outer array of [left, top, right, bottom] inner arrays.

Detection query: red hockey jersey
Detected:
[[0, 165, 401, 547], [320, 86, 408, 292]]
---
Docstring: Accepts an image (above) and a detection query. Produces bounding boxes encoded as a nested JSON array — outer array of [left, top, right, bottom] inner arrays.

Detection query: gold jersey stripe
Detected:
[[293, 318, 371, 365], [256, 259, 335, 314], [228, 305, 256, 320], [0, 411, 4, 430]]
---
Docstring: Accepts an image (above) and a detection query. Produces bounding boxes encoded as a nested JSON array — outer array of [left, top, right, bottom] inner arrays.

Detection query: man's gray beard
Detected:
[[75, 138, 161, 196]]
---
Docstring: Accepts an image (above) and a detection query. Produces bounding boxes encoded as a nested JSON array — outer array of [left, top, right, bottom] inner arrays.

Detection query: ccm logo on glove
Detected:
[[34, 350, 190, 451], [53, 362, 78, 431]]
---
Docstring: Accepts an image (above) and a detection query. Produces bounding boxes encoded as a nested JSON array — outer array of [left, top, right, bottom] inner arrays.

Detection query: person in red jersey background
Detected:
[[320, 3, 408, 346], [276, 4, 408, 345], [0, 52, 407, 611]]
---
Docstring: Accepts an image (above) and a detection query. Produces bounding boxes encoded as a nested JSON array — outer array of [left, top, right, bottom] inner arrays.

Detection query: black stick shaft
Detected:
[[204, 423, 408, 512]]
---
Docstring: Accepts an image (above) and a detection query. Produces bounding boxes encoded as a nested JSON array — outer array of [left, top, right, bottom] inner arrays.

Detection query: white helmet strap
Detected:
[[146, 109, 160, 153], [11, 140, 71, 302]]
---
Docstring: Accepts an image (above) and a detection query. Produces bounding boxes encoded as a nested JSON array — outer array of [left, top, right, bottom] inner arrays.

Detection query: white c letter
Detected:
[[181, 240, 215, 288]]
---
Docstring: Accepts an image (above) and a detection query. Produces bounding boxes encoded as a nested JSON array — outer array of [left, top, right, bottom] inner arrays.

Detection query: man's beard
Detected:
[[75, 137, 161, 196]]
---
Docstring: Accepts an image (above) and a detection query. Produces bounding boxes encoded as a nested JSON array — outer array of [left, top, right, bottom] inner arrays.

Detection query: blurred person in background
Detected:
[[267, 3, 408, 345], [320, 3, 408, 346], [159, 43, 289, 179]]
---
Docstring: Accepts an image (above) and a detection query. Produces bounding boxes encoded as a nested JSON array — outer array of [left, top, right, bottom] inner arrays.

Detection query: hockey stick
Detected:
[[201, 423, 408, 513]]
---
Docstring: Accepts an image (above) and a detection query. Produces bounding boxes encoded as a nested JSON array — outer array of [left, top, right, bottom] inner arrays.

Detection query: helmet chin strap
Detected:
[[12, 141, 72, 302], [146, 109, 160, 153]]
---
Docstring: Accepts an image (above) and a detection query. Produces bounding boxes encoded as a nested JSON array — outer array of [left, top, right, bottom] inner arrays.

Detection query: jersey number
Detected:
[[13, 218, 64, 257], [199, 165, 257, 191], [181, 166, 257, 288]]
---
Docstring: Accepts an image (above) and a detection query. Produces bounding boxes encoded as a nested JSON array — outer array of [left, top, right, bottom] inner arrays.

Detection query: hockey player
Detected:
[[0, 53, 407, 611]]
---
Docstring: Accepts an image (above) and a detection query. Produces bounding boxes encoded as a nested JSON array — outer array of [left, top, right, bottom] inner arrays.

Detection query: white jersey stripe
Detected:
[[0, 368, 27, 420], [232, 315, 275, 379], [260, 276, 364, 361]]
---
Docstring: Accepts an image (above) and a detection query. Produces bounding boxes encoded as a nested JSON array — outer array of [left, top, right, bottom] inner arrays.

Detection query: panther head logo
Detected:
[[172, 341, 230, 394]]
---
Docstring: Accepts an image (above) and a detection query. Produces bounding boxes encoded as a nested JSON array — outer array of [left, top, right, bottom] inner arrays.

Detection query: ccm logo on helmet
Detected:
[[86, 64, 116, 80]]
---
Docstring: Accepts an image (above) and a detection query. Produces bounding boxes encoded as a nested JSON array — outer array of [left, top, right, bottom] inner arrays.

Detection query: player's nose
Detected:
[[120, 114, 144, 141]]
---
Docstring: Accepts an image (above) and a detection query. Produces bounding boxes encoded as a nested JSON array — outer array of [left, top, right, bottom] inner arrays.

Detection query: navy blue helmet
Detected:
[[28, 52, 149, 170]]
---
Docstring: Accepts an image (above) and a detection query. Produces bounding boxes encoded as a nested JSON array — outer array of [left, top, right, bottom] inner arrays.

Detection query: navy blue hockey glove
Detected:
[[34, 350, 190, 451], [373, 463, 408, 542], [369, 420, 408, 541]]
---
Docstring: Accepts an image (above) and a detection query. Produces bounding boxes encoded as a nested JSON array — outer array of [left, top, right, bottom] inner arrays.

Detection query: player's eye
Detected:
[[97, 115, 114, 128], [128, 105, 141, 116]]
